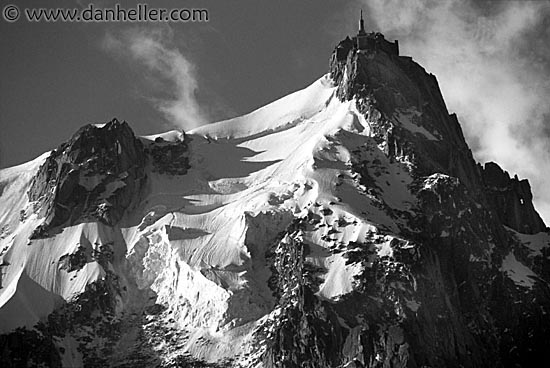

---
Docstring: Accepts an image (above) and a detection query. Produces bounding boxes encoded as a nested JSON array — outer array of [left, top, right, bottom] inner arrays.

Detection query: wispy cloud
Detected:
[[102, 26, 208, 130], [347, 0, 550, 223]]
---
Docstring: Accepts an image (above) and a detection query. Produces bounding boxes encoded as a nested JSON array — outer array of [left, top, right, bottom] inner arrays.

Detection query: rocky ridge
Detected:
[[26, 119, 147, 238]]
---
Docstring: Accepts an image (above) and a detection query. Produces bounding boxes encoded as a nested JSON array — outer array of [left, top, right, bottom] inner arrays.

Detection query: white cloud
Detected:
[[350, 0, 550, 223], [103, 27, 208, 130]]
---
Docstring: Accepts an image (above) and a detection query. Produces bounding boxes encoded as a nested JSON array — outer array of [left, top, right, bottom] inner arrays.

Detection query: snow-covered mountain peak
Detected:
[[1, 32, 549, 368]]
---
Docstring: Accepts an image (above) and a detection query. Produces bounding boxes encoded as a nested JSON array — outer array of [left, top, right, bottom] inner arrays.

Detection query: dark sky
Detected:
[[0, 0, 355, 168]]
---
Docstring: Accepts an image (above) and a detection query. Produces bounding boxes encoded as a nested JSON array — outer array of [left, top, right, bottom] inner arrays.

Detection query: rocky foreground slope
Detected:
[[0, 31, 549, 368]]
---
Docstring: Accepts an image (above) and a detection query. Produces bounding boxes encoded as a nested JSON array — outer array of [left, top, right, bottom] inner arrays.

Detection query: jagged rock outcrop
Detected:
[[146, 135, 190, 175], [27, 119, 147, 238], [329, 35, 483, 194], [262, 220, 344, 368], [481, 161, 546, 234], [0, 246, 123, 368]]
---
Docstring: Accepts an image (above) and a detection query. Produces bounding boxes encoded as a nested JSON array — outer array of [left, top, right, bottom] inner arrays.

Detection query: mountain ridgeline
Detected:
[[0, 26, 549, 368]]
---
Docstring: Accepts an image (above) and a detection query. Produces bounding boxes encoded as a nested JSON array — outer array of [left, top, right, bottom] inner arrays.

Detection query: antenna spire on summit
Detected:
[[359, 9, 366, 35]]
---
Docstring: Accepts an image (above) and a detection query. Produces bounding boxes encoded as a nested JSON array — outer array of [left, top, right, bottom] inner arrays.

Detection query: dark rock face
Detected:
[[0, 271, 123, 368], [254, 33, 550, 368], [262, 220, 344, 368], [328, 31, 545, 234], [409, 174, 502, 367], [0, 327, 62, 368], [481, 161, 546, 234], [58, 245, 89, 272], [27, 119, 147, 237], [146, 135, 190, 175], [329, 35, 484, 194]]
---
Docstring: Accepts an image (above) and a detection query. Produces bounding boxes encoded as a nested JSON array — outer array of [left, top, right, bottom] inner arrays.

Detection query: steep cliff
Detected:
[[480, 161, 546, 234], [27, 119, 147, 238]]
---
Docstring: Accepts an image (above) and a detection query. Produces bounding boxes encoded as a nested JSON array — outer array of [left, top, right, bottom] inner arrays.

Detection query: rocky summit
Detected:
[[1, 23, 549, 368]]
